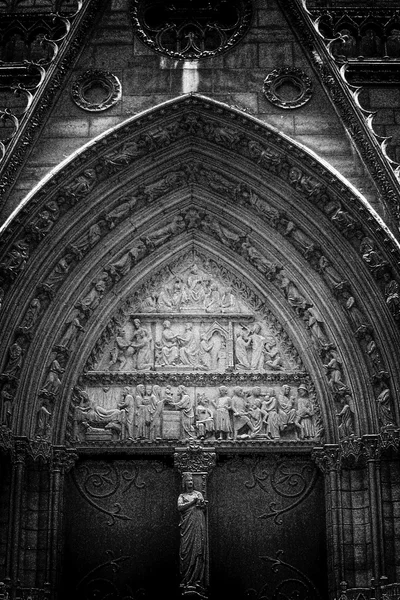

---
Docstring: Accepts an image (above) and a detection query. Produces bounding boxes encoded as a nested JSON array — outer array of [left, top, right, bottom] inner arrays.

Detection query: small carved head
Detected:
[[219, 385, 228, 395], [182, 472, 194, 492], [298, 384, 308, 396]]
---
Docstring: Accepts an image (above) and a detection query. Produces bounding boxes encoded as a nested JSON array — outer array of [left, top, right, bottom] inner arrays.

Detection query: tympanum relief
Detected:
[[70, 258, 322, 445], [71, 382, 319, 443]]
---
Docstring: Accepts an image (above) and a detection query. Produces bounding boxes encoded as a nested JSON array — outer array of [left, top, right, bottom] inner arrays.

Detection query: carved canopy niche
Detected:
[[0, 95, 399, 449]]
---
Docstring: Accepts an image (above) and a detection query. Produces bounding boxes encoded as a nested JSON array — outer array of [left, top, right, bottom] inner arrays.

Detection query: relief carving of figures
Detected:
[[241, 239, 281, 279], [212, 386, 232, 440], [156, 320, 179, 367], [234, 322, 280, 371], [18, 297, 42, 336], [70, 222, 102, 258], [64, 169, 96, 199], [136, 384, 153, 439], [283, 221, 318, 259], [195, 394, 215, 440], [376, 388, 395, 428], [28, 201, 59, 240], [365, 333, 388, 380], [105, 197, 137, 229], [2, 340, 23, 379], [36, 399, 52, 439], [57, 310, 85, 353], [69, 382, 321, 444], [360, 237, 388, 274], [323, 349, 347, 395], [177, 323, 199, 367], [318, 255, 348, 292], [149, 384, 164, 440], [42, 254, 73, 294], [0, 383, 15, 427], [295, 385, 315, 440], [178, 472, 208, 597], [337, 394, 355, 439], [304, 306, 330, 351], [382, 272, 400, 320], [278, 273, 311, 315], [105, 243, 145, 282], [171, 385, 196, 439], [40, 354, 65, 397], [262, 388, 284, 440], [0, 238, 30, 280], [232, 386, 254, 440], [324, 199, 356, 234], [340, 291, 370, 335], [77, 275, 108, 315], [73, 387, 123, 441], [131, 319, 153, 370], [141, 215, 186, 249], [117, 387, 135, 440]]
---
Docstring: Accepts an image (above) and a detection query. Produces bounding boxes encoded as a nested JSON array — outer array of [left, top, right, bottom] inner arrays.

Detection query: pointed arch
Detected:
[[0, 94, 399, 447]]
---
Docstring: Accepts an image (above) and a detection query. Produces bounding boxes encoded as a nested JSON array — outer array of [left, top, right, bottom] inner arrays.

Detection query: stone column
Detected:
[[45, 447, 78, 597], [313, 444, 343, 598], [5, 438, 27, 595], [364, 435, 386, 587], [174, 440, 216, 600]]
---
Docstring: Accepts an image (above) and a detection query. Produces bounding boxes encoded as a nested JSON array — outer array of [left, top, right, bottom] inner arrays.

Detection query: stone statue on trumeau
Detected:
[[178, 472, 208, 598]]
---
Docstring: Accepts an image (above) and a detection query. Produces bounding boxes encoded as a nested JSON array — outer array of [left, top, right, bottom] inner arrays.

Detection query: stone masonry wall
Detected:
[[2, 0, 378, 222]]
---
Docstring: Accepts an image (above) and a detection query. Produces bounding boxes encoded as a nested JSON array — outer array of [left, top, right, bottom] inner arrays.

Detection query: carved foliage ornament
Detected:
[[263, 67, 313, 110], [131, 0, 253, 59], [71, 70, 122, 112]]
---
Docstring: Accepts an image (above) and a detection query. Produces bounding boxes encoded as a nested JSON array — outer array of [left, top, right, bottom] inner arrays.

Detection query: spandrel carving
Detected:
[[70, 382, 321, 444]]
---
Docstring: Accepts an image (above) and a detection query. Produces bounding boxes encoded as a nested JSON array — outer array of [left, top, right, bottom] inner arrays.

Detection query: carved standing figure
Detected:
[[177, 472, 208, 596], [173, 385, 196, 439], [212, 386, 232, 440], [376, 388, 395, 428]]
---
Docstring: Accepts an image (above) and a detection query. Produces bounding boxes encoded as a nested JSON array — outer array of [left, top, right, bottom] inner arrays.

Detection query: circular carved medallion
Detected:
[[71, 70, 122, 112], [131, 0, 253, 59], [263, 68, 313, 110]]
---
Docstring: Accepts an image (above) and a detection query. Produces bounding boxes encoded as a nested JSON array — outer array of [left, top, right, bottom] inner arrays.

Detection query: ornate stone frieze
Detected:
[[67, 379, 322, 446], [131, 0, 252, 59], [1, 98, 399, 327], [263, 67, 313, 110], [71, 70, 122, 112]]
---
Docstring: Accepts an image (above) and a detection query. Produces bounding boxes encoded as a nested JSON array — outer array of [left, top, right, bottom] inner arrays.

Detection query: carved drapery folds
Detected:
[[0, 96, 399, 447]]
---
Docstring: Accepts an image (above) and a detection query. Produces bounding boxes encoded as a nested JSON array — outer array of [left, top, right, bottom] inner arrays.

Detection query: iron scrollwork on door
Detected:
[[244, 550, 322, 600], [131, 0, 252, 59], [76, 550, 136, 600], [244, 458, 318, 524], [72, 462, 148, 525]]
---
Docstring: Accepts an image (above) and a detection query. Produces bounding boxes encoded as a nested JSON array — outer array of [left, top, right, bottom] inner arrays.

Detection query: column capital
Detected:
[[174, 440, 216, 475]]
